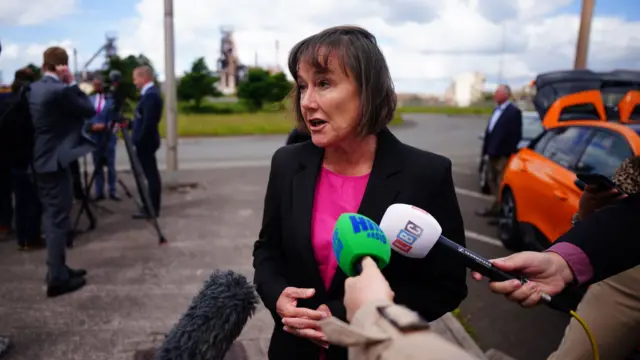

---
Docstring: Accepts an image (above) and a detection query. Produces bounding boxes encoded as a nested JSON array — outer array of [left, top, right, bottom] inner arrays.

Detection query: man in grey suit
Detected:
[[29, 46, 97, 297]]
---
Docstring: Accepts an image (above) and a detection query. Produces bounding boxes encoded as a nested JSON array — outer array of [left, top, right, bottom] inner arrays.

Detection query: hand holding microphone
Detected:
[[471, 252, 575, 307], [378, 204, 570, 312], [344, 256, 395, 321]]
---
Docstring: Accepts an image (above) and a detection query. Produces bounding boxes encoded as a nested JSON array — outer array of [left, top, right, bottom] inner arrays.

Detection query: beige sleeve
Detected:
[[320, 300, 480, 360]]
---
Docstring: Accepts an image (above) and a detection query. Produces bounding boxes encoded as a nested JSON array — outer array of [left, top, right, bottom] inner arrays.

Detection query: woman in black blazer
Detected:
[[253, 25, 468, 360]]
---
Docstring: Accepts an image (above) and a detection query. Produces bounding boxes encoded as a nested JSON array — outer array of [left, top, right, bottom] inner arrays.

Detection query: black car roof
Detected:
[[533, 69, 640, 122]]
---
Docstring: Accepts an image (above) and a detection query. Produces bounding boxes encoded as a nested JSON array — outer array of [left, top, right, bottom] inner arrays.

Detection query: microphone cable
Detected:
[[569, 309, 599, 360], [541, 293, 599, 360]]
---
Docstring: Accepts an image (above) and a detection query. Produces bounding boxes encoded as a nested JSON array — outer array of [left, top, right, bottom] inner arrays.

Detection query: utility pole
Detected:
[[574, 0, 595, 69], [497, 22, 506, 85], [73, 48, 79, 82], [163, 0, 179, 184]]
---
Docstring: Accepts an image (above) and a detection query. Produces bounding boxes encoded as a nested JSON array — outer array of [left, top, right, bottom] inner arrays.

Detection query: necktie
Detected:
[[97, 95, 103, 113]]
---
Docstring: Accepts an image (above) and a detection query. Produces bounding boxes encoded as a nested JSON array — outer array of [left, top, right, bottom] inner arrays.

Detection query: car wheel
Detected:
[[479, 158, 490, 194], [498, 188, 521, 250]]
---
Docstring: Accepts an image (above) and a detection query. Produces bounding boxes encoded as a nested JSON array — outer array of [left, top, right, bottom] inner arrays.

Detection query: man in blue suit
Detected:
[[88, 78, 120, 201], [476, 84, 522, 217], [131, 65, 162, 219]]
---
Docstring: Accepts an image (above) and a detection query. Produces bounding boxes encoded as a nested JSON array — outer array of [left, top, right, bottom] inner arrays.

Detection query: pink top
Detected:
[[311, 167, 369, 359]]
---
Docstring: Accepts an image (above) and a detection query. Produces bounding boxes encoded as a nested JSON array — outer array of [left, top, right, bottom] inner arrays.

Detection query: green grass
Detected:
[[452, 308, 477, 340], [397, 105, 494, 116], [127, 100, 490, 137], [156, 106, 405, 137]]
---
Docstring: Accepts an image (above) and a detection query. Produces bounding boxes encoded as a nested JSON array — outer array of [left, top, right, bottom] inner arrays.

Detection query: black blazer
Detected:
[[253, 128, 468, 360], [554, 193, 640, 285], [132, 85, 163, 152], [285, 127, 311, 145], [482, 103, 522, 158]]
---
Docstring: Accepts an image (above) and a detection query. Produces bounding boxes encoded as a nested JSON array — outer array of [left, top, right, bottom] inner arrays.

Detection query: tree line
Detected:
[[13, 54, 293, 113]]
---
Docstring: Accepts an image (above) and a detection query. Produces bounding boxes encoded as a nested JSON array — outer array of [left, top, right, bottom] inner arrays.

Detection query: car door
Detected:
[[519, 126, 593, 242]]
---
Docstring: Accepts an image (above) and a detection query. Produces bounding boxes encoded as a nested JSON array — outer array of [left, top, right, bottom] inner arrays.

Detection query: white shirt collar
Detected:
[[141, 82, 154, 96], [497, 100, 511, 110], [44, 72, 60, 81]]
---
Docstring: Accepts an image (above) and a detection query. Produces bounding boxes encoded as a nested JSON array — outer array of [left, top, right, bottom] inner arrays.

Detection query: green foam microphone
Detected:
[[332, 213, 392, 277]]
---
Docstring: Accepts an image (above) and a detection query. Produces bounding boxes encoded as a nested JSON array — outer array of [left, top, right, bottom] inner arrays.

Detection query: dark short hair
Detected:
[[43, 46, 69, 72], [287, 25, 397, 137], [11, 68, 35, 93]]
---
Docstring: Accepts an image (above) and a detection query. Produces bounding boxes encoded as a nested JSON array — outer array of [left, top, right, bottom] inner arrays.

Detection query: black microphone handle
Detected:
[[436, 235, 527, 284], [436, 236, 571, 313]]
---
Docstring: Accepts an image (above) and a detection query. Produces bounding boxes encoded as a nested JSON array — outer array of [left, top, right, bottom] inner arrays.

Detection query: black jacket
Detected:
[[482, 103, 523, 157], [0, 91, 34, 169], [253, 128, 468, 360], [285, 128, 311, 145], [555, 193, 640, 284]]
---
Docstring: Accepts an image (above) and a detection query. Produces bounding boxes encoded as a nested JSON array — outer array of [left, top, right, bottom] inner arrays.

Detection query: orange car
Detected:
[[497, 70, 640, 249]]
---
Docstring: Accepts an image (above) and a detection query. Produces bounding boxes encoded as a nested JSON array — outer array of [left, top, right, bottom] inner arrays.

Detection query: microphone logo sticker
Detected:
[[392, 220, 423, 253], [349, 215, 387, 244], [332, 229, 344, 261]]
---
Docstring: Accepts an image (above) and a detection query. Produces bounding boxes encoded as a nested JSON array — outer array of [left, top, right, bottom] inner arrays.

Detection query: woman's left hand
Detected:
[[283, 304, 331, 348]]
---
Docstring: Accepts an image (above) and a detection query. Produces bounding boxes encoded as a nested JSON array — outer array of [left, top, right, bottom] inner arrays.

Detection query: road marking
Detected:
[[455, 187, 495, 201], [465, 230, 504, 247]]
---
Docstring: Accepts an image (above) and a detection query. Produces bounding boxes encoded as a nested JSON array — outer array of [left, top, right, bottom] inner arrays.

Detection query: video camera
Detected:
[[104, 70, 127, 123]]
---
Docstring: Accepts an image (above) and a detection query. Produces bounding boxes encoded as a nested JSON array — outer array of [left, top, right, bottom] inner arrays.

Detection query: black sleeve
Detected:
[[140, 94, 162, 136], [555, 197, 640, 283], [392, 159, 468, 321], [59, 84, 97, 119], [252, 148, 290, 315]]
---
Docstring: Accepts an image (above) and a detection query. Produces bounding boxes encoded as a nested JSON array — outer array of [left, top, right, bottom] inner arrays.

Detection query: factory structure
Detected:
[[214, 27, 282, 95]]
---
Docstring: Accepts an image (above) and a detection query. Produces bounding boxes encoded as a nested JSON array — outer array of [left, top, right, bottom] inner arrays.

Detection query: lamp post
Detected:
[[163, 0, 179, 184]]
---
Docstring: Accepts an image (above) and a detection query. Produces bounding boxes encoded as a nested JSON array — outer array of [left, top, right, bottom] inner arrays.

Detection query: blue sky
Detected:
[[1, 0, 639, 93]]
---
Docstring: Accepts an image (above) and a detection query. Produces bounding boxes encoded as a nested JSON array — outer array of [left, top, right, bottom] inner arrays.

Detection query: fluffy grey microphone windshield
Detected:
[[156, 270, 259, 360]]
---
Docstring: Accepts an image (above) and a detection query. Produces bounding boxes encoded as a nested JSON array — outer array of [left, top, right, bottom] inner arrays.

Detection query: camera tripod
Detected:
[[72, 95, 167, 245]]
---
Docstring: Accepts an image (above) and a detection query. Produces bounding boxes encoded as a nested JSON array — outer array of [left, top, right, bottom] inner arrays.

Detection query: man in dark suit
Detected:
[[28, 47, 97, 297], [476, 84, 522, 217], [131, 65, 162, 219]]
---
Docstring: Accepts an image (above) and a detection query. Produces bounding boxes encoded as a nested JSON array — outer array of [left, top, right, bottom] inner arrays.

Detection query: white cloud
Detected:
[[0, 40, 75, 83], [3, 0, 639, 94], [0, 0, 78, 26]]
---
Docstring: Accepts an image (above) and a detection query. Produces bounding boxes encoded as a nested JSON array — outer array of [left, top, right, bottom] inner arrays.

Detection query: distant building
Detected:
[[444, 72, 487, 107], [215, 27, 248, 95]]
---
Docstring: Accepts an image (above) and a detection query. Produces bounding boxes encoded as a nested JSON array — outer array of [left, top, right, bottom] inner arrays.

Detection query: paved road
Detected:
[[107, 113, 488, 171], [117, 113, 573, 360], [4, 114, 571, 360]]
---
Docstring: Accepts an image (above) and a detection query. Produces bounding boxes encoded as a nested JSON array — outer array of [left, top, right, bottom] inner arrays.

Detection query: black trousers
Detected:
[[11, 166, 42, 246], [137, 147, 161, 216]]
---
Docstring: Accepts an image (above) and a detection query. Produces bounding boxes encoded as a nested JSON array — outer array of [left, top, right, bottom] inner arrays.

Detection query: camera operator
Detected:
[[88, 78, 120, 201], [29, 46, 97, 297], [0, 68, 43, 251], [131, 65, 162, 219]]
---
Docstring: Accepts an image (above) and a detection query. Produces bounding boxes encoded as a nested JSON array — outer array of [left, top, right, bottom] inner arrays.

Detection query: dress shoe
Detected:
[[132, 212, 151, 220], [475, 208, 500, 217], [68, 267, 87, 278], [47, 277, 86, 298], [109, 194, 121, 201]]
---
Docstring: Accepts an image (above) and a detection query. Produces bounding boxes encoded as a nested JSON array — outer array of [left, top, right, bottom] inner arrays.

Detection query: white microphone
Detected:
[[380, 204, 528, 283], [379, 204, 562, 307]]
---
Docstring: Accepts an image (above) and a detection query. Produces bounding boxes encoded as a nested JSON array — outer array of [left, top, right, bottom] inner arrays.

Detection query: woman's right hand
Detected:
[[471, 251, 575, 307]]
